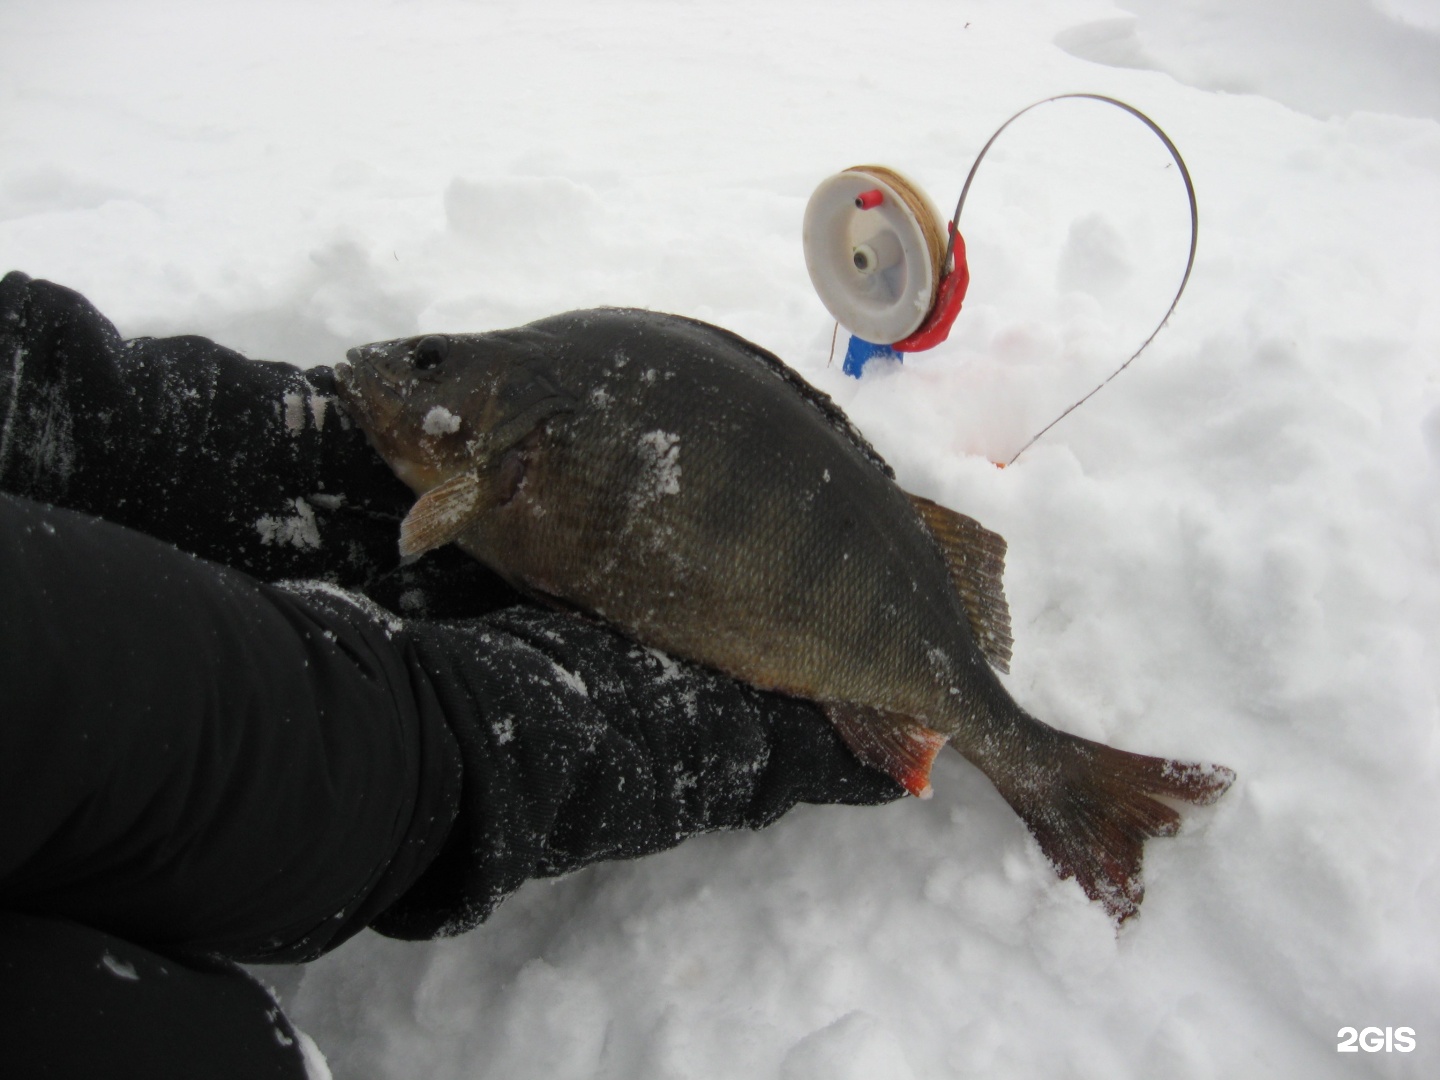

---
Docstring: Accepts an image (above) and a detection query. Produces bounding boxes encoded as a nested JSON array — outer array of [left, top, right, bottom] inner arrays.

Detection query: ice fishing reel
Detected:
[[800, 94, 1199, 463], [802, 165, 969, 374]]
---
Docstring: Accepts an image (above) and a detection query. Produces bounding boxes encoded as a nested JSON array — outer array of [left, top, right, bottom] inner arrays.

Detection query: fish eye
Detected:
[[412, 335, 450, 371]]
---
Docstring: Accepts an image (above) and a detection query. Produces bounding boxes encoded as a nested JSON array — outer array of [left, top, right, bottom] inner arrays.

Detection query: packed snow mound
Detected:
[[1059, 0, 1440, 121]]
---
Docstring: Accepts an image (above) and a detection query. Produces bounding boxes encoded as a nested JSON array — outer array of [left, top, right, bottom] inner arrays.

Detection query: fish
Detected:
[[334, 308, 1235, 922]]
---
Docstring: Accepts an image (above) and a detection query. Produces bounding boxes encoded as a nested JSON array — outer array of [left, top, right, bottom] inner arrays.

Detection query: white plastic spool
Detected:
[[802, 165, 947, 345]]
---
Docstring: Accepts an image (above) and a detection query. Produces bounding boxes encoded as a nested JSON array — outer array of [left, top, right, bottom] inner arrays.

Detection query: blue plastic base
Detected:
[[842, 336, 902, 378]]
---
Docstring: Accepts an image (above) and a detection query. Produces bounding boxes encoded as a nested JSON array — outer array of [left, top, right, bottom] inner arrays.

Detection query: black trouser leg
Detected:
[[0, 912, 311, 1080], [0, 270, 905, 1074], [0, 492, 461, 963]]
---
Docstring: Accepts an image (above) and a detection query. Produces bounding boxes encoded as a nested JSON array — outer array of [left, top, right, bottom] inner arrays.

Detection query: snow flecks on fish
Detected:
[[256, 497, 322, 550], [924, 645, 954, 683], [591, 386, 612, 409], [1161, 760, 1234, 787], [637, 430, 681, 499], [422, 405, 462, 436]]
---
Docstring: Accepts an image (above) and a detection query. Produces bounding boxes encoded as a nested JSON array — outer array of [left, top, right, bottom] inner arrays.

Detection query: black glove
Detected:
[[0, 271, 903, 954], [374, 603, 901, 940], [0, 487, 897, 1080], [0, 269, 515, 612]]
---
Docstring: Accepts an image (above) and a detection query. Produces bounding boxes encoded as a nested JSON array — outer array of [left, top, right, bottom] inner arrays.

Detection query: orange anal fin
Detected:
[[824, 703, 948, 799]]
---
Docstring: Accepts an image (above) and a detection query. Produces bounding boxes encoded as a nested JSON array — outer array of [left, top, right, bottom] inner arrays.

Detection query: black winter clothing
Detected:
[[0, 271, 901, 1077]]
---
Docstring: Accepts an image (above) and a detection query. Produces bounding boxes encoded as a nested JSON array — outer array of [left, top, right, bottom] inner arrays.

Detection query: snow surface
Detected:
[[4, 0, 1439, 1076]]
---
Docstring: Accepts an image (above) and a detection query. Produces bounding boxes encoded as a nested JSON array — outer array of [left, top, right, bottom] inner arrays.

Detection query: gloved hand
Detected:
[[372, 602, 902, 941], [0, 270, 903, 956], [0, 269, 512, 610]]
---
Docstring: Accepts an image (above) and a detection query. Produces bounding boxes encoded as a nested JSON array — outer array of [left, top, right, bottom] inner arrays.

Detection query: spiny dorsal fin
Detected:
[[400, 472, 485, 557], [658, 311, 897, 480], [907, 492, 1014, 674]]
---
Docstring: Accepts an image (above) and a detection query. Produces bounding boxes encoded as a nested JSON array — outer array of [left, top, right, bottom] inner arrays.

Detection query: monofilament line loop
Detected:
[[943, 94, 1199, 467]]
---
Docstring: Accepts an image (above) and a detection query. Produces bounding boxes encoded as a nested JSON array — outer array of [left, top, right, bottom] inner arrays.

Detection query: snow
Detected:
[[255, 496, 322, 551], [551, 661, 590, 700], [99, 952, 139, 982], [4, 0, 1439, 1076], [637, 430, 683, 498], [422, 404, 462, 436]]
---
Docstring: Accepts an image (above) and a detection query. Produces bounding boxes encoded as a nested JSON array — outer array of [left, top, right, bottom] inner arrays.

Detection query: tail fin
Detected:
[[983, 723, 1235, 923]]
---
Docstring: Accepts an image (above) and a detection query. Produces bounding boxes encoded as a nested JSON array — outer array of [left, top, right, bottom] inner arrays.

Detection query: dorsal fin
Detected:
[[660, 311, 898, 481], [537, 307, 897, 481], [907, 492, 1013, 673]]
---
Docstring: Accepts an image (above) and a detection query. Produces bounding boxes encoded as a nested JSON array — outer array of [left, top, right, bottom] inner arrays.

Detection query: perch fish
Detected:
[[334, 308, 1234, 921]]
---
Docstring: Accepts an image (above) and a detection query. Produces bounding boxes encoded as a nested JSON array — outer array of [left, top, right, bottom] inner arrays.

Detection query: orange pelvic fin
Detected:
[[824, 703, 948, 799]]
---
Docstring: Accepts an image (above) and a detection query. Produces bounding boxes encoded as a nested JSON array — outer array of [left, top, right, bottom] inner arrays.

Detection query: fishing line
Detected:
[[805, 93, 1199, 465], [961, 95, 1199, 466]]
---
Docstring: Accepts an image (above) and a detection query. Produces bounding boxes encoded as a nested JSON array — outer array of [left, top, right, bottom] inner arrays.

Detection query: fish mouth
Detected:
[[332, 357, 366, 409], [344, 343, 388, 366], [331, 347, 406, 432]]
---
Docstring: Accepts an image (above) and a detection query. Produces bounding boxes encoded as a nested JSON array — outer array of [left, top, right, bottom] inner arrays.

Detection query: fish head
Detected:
[[335, 330, 576, 494]]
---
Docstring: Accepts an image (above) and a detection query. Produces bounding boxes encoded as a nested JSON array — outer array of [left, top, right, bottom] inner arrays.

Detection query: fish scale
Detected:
[[576, 348, 949, 717], [336, 307, 1234, 923]]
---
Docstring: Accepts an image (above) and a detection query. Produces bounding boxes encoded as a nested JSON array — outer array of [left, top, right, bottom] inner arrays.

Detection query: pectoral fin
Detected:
[[824, 703, 948, 799], [400, 434, 536, 557], [907, 492, 1013, 673], [400, 472, 487, 557]]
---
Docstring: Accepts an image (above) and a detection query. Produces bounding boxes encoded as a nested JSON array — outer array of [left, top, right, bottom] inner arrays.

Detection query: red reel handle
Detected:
[[893, 230, 969, 353]]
